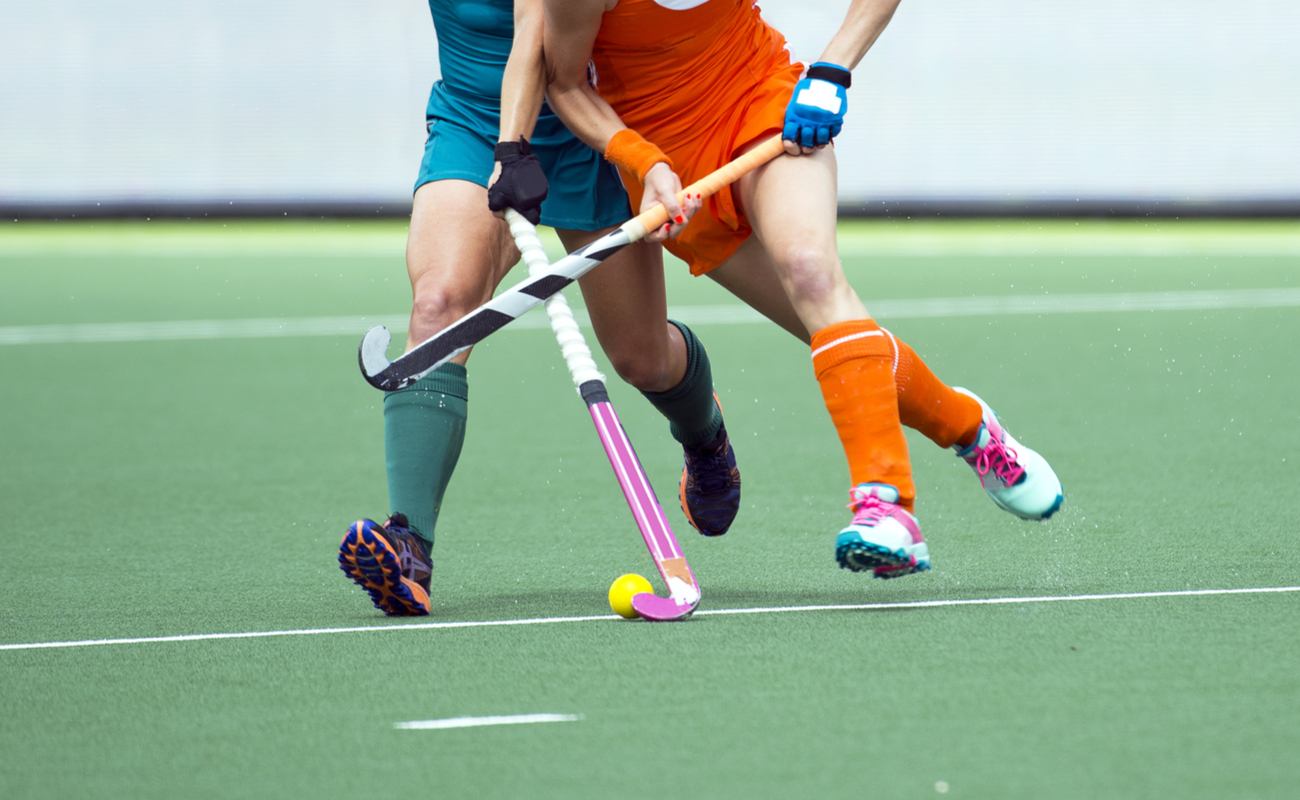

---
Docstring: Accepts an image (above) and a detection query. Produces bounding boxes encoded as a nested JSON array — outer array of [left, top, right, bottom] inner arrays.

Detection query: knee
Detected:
[[777, 244, 845, 306], [606, 344, 675, 392], [408, 280, 481, 337]]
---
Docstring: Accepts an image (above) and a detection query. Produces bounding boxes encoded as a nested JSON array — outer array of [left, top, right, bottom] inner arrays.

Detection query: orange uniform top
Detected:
[[592, 0, 803, 274]]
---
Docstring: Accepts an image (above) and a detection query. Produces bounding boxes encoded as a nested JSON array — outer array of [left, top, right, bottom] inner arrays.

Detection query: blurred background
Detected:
[[4, 0, 1298, 218]]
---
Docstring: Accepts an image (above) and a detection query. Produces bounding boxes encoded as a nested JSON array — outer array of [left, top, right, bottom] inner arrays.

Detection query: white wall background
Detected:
[[2, 1, 1297, 206]]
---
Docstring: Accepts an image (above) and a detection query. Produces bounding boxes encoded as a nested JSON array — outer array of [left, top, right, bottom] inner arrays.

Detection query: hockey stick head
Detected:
[[631, 591, 699, 621], [358, 325, 405, 391], [631, 573, 701, 621]]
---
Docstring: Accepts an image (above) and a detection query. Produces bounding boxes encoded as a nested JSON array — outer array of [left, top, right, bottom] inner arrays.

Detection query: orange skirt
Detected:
[[614, 63, 803, 275]]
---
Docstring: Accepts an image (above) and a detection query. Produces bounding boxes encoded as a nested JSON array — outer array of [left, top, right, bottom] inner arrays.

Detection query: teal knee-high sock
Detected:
[[383, 362, 468, 546], [641, 320, 723, 448]]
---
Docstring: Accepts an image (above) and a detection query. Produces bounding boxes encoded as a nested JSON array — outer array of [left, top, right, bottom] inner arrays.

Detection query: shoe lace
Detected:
[[686, 440, 734, 493], [973, 436, 1025, 487], [847, 488, 894, 527], [384, 516, 431, 579]]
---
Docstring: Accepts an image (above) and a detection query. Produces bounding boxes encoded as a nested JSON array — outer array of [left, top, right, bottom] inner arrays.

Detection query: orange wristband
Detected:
[[604, 128, 674, 182]]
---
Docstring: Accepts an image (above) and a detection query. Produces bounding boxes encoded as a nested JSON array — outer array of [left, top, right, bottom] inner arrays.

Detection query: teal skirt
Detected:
[[415, 83, 631, 231]]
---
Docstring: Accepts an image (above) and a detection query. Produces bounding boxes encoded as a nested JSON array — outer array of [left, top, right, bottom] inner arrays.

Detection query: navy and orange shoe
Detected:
[[338, 513, 432, 616], [678, 422, 742, 536]]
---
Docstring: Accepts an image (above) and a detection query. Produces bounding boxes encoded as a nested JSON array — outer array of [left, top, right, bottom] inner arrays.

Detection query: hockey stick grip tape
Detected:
[[622, 133, 786, 241], [503, 209, 604, 388]]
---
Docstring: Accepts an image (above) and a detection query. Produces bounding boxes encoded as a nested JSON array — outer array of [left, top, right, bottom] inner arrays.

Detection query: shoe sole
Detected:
[[835, 536, 932, 580], [338, 521, 431, 616], [992, 489, 1066, 521], [1041, 493, 1065, 520]]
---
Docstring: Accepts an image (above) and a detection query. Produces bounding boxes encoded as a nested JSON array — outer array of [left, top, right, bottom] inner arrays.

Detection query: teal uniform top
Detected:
[[424, 0, 582, 148], [416, 0, 629, 228], [427, 0, 513, 107]]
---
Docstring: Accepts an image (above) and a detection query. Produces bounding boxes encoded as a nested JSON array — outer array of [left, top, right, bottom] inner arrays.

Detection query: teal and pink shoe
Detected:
[[953, 388, 1064, 521], [338, 513, 433, 616], [835, 484, 930, 579]]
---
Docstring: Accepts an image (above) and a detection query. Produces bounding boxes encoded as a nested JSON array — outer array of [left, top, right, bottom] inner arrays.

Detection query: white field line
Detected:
[[394, 714, 581, 731], [3, 287, 1299, 347], [1, 586, 1295, 654]]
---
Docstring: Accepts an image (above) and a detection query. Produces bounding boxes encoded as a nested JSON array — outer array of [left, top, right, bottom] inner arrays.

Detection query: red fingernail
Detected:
[[675, 215, 685, 224]]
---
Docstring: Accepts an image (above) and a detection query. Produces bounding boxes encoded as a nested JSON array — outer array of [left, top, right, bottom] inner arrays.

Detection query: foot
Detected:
[[953, 388, 1064, 521], [338, 513, 432, 616], [835, 484, 930, 579], [678, 421, 741, 536]]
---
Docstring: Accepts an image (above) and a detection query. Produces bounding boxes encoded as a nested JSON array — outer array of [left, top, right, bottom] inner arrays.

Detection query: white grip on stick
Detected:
[[504, 210, 604, 388]]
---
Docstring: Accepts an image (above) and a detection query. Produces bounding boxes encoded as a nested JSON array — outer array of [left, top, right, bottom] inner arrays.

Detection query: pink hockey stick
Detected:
[[505, 210, 700, 620]]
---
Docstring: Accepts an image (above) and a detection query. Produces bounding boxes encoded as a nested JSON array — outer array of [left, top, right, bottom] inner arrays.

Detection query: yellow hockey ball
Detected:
[[608, 573, 654, 619]]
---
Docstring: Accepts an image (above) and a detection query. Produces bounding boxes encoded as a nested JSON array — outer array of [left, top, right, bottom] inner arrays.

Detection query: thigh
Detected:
[[405, 179, 518, 352], [737, 146, 867, 328], [739, 145, 841, 262]]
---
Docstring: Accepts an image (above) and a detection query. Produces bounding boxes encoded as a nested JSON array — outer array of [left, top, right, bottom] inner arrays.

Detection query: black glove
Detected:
[[488, 138, 548, 225]]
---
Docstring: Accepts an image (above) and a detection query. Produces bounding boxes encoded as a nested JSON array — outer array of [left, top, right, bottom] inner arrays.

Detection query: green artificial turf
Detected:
[[1, 219, 1298, 799]]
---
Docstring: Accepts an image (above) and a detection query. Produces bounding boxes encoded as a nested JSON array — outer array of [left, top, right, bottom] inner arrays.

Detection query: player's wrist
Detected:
[[604, 128, 674, 182], [806, 62, 851, 88], [494, 137, 533, 161]]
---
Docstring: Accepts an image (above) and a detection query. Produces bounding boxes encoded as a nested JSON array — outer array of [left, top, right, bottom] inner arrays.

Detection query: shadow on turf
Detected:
[[338, 586, 997, 623], [334, 589, 605, 623]]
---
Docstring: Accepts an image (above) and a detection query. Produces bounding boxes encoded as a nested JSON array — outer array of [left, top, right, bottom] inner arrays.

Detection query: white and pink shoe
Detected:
[[835, 484, 930, 579], [953, 388, 1064, 521]]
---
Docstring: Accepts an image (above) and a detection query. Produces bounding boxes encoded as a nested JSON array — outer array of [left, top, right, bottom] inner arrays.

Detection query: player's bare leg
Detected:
[[561, 229, 742, 537], [407, 180, 519, 355], [342, 180, 518, 616], [559, 233, 684, 392], [707, 244, 808, 341], [738, 146, 926, 576], [738, 147, 865, 330]]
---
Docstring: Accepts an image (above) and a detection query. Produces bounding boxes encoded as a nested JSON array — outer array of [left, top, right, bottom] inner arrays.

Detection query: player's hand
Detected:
[[641, 162, 701, 242], [487, 138, 548, 225], [782, 62, 851, 156]]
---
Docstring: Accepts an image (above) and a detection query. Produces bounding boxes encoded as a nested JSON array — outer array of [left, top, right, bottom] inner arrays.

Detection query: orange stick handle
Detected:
[[620, 134, 786, 241]]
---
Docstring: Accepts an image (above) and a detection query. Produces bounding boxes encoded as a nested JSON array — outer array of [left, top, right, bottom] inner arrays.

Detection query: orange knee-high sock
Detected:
[[810, 320, 915, 508], [881, 330, 984, 450]]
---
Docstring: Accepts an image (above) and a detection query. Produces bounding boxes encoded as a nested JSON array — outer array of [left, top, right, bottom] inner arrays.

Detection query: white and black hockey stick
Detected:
[[358, 134, 785, 391]]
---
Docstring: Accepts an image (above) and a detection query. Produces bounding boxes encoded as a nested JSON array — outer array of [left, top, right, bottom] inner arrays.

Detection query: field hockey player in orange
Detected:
[[536, 0, 1065, 577]]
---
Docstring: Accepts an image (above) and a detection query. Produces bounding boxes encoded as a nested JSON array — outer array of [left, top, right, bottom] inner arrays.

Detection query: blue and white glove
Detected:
[[782, 62, 852, 149]]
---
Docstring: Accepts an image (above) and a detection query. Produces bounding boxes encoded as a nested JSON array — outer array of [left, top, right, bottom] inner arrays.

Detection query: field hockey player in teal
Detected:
[[337, 0, 739, 617]]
